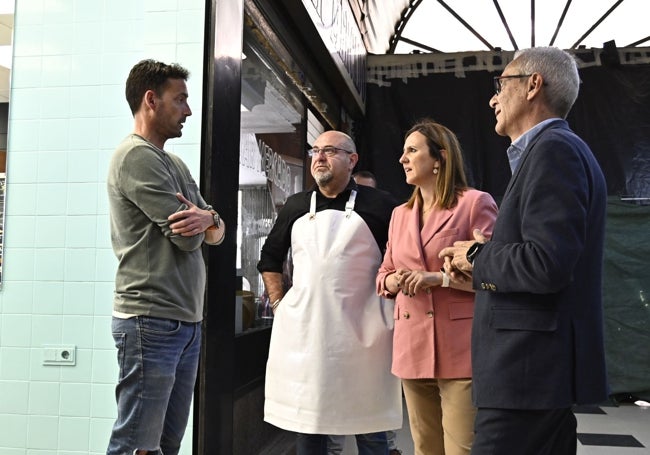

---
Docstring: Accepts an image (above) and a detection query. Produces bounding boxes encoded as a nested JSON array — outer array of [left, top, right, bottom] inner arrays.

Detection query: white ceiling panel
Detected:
[[363, 0, 649, 54]]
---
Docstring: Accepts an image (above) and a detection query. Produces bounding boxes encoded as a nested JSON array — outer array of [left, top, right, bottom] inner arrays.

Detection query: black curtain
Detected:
[[359, 61, 650, 203], [603, 198, 650, 401]]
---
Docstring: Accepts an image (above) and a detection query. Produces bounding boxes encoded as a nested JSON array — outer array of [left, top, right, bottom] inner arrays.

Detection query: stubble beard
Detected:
[[314, 169, 333, 186]]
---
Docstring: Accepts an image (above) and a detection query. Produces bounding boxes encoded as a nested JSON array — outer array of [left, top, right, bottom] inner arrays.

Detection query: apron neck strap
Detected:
[[345, 190, 357, 218], [309, 190, 357, 220]]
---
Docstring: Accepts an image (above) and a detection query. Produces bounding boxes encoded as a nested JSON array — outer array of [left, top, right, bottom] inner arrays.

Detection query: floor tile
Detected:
[[342, 400, 650, 454], [578, 433, 644, 447]]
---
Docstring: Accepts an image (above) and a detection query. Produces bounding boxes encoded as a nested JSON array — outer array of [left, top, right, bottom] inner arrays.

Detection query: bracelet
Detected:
[[440, 269, 450, 288], [212, 227, 226, 245], [271, 299, 281, 310], [205, 226, 226, 245]]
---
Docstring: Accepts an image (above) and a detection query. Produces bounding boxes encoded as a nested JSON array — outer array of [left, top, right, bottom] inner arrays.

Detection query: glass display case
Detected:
[[237, 36, 306, 332]]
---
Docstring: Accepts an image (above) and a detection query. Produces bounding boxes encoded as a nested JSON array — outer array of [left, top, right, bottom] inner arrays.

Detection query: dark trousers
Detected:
[[471, 407, 577, 455], [296, 432, 388, 455]]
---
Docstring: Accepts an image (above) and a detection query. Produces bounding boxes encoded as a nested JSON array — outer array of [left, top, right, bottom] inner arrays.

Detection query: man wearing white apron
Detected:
[[257, 131, 402, 454]]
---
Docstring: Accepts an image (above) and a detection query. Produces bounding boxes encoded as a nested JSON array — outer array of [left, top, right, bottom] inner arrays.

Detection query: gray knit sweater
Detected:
[[107, 134, 211, 322]]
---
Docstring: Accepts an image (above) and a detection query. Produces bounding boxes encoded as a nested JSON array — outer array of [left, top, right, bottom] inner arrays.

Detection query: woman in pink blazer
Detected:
[[377, 120, 497, 455]]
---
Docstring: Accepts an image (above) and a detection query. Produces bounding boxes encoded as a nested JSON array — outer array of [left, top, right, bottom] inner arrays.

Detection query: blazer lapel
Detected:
[[407, 200, 427, 265], [410, 199, 453, 256], [421, 207, 453, 250]]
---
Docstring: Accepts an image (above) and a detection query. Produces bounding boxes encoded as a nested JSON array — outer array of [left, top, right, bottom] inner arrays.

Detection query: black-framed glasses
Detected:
[[493, 74, 532, 95], [307, 146, 354, 158]]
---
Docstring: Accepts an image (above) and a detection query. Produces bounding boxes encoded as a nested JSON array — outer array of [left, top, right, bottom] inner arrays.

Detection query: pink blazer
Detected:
[[377, 189, 497, 379]]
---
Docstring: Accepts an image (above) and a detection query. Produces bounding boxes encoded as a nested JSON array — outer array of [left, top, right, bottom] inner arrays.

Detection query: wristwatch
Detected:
[[466, 242, 484, 265], [211, 211, 221, 229]]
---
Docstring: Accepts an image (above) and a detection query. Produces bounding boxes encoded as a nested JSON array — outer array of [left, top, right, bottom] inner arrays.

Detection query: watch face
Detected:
[[466, 242, 481, 263]]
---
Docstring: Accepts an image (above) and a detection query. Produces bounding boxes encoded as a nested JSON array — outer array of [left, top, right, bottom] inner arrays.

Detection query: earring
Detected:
[[433, 167, 439, 175]]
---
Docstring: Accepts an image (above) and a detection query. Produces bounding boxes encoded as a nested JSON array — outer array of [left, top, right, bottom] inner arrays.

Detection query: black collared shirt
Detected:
[[257, 180, 400, 274]]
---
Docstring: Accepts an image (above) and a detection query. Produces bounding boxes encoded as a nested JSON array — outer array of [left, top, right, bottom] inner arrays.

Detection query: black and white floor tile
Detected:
[[575, 397, 650, 454], [341, 396, 650, 454]]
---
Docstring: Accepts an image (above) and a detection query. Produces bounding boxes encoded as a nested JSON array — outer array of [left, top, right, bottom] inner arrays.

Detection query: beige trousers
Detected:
[[402, 378, 476, 455]]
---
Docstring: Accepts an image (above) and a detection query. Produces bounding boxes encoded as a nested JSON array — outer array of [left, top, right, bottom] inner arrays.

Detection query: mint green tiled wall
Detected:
[[0, 0, 205, 453]]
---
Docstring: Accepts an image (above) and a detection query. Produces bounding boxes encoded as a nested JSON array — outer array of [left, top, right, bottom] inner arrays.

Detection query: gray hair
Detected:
[[512, 47, 580, 118]]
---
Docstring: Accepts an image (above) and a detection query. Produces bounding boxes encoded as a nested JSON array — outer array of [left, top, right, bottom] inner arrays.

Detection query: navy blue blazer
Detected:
[[471, 119, 609, 409]]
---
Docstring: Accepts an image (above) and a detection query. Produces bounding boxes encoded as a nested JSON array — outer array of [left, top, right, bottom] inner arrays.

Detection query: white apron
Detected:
[[264, 191, 402, 435]]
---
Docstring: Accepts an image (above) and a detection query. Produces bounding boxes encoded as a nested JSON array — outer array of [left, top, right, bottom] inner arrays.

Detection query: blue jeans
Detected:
[[107, 316, 201, 455], [328, 431, 398, 453], [298, 432, 388, 455]]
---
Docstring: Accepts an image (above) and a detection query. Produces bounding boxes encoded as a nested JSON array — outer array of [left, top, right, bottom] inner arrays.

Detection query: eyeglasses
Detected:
[[307, 146, 354, 158], [493, 74, 532, 95]]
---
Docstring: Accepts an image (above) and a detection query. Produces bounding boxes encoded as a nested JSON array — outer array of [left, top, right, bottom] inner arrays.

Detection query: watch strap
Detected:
[[466, 242, 484, 265], [207, 211, 221, 230]]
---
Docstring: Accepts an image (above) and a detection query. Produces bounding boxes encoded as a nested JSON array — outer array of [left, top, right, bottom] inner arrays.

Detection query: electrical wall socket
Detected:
[[42, 344, 76, 366]]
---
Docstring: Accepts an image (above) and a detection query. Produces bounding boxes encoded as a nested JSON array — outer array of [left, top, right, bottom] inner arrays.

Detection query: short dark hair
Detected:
[[125, 59, 190, 115], [353, 170, 376, 181]]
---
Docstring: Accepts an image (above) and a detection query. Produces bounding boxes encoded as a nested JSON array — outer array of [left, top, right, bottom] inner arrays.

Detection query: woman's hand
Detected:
[[397, 269, 437, 297]]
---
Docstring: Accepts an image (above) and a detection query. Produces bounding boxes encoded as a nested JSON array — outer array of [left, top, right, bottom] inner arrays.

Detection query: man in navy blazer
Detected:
[[439, 47, 608, 454]]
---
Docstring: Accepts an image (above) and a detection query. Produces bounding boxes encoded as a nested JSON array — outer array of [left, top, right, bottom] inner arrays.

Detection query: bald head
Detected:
[[317, 130, 356, 154], [310, 130, 359, 198]]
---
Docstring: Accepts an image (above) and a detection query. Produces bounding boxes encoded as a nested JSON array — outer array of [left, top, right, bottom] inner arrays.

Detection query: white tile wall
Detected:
[[0, 0, 206, 453]]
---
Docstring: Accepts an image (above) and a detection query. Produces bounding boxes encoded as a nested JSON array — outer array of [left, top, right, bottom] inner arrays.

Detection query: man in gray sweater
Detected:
[[106, 59, 225, 455]]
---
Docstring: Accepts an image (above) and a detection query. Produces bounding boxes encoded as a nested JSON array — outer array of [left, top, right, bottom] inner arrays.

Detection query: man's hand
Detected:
[[168, 193, 212, 237], [439, 229, 487, 279]]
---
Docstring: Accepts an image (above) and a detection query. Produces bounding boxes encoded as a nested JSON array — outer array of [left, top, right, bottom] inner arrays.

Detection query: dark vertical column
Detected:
[[195, 0, 244, 453]]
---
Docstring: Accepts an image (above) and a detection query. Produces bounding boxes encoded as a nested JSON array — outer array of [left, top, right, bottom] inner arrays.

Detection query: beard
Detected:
[[314, 169, 334, 186]]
